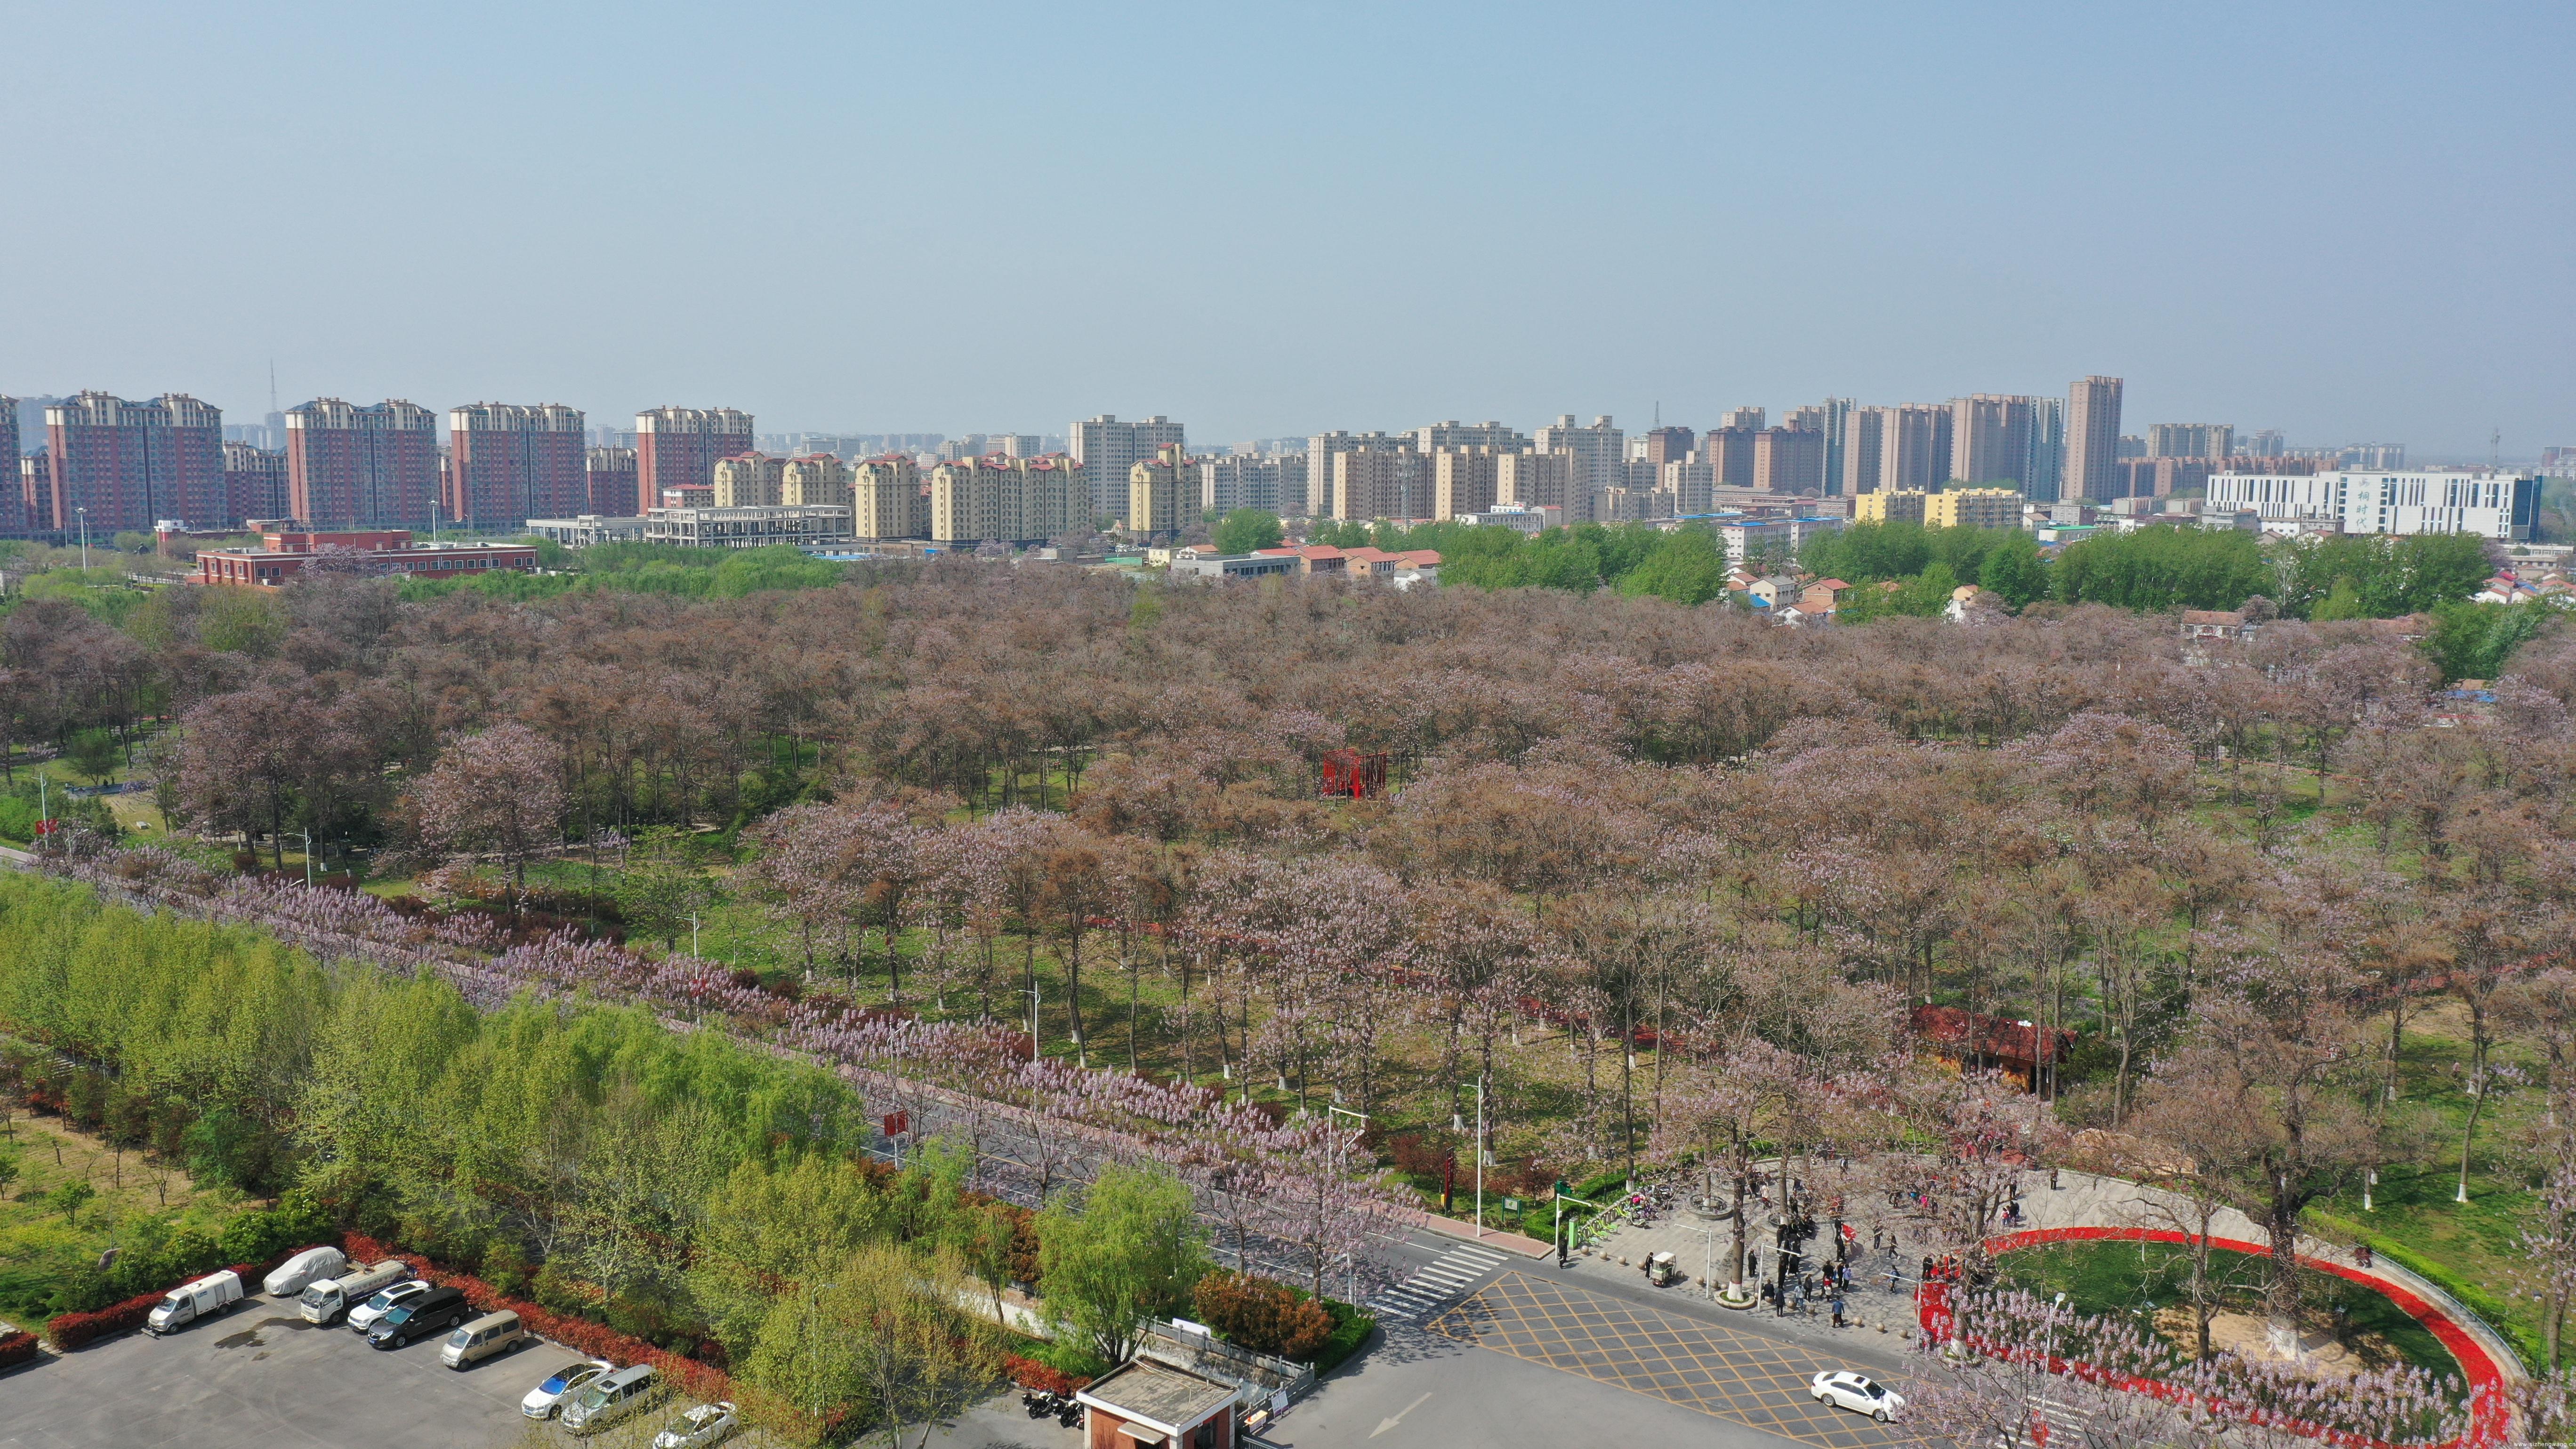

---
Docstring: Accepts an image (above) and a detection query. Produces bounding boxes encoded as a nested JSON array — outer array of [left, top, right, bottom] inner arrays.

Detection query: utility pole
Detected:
[[77, 507, 90, 572]]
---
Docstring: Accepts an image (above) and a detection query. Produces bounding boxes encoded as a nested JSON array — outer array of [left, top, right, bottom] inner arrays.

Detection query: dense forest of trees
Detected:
[[3, 549, 2575, 1411]]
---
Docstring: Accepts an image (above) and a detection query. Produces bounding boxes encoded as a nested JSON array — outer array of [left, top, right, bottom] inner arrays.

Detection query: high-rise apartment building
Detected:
[[1841, 408, 1885, 495], [1878, 405, 1954, 492], [15, 453, 45, 536], [1808, 399, 1857, 496], [223, 441, 290, 523], [1720, 407, 1766, 431], [1534, 414, 1624, 496], [1198, 455, 1282, 517], [1703, 427, 1760, 490], [1433, 446, 1503, 520], [2025, 397, 2065, 504], [853, 456, 927, 539], [1304, 431, 1403, 517], [586, 447, 638, 515], [43, 391, 226, 531], [447, 403, 587, 529], [635, 406, 755, 516], [1753, 428, 1826, 494], [2148, 423, 2233, 459], [287, 399, 438, 531], [1660, 455, 1715, 514], [1413, 419, 1528, 453], [1496, 451, 1582, 521], [930, 454, 1086, 544], [781, 454, 852, 508], [1334, 447, 1431, 522], [712, 452, 788, 508], [1949, 394, 2036, 491], [1071, 414, 1184, 520], [1127, 443, 1188, 535], [0, 402, 17, 534], [2065, 376, 2124, 502], [2243, 429, 2286, 459], [1640, 426, 1695, 467]]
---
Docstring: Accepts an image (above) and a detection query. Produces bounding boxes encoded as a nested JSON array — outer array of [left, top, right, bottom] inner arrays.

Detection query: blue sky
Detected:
[[1, 1, 2568, 455]]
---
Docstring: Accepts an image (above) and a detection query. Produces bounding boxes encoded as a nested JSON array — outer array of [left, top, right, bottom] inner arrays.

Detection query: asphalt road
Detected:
[[0, 1292, 564, 1449]]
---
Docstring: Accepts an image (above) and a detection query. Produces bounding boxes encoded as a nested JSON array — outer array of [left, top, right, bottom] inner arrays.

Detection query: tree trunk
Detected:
[[2263, 1195, 2305, 1359]]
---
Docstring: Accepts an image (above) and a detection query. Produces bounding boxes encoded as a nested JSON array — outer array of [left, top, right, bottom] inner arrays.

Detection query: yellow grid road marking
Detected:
[[1429, 1271, 1920, 1449]]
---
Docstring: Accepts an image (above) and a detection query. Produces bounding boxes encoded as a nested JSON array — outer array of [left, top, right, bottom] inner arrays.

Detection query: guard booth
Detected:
[[1076, 1360, 1238, 1449], [1318, 749, 1389, 799]]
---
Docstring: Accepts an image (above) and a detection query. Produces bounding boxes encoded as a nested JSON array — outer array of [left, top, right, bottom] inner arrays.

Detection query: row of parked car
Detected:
[[140, 1246, 741, 1445]]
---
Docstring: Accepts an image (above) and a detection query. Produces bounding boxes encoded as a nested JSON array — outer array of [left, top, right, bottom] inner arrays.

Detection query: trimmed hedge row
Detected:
[[343, 1233, 732, 1406], [0, 1329, 39, 1368], [47, 1251, 302, 1350]]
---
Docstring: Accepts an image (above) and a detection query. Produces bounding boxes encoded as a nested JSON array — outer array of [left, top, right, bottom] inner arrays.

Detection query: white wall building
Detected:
[[2207, 469, 2540, 540]]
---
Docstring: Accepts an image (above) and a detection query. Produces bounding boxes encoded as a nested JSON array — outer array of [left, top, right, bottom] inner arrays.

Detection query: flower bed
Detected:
[[0, 1328, 40, 1368], [1005, 1351, 1089, 1395]]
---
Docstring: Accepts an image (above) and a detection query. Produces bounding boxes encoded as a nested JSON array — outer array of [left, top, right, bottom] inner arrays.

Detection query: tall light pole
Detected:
[[1472, 1075, 1487, 1238], [1327, 1103, 1369, 1298], [77, 507, 90, 572]]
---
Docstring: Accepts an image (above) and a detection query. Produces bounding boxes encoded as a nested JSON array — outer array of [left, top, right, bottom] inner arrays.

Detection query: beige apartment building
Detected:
[[1333, 446, 1431, 521], [1496, 450, 1582, 520], [1950, 394, 2037, 490], [1841, 408, 1884, 494], [1924, 488, 2024, 529], [931, 454, 1086, 543], [853, 456, 926, 539], [1434, 445, 1502, 519], [1127, 443, 1187, 535], [780, 453, 852, 508], [1854, 490, 1929, 524], [712, 451, 786, 507]]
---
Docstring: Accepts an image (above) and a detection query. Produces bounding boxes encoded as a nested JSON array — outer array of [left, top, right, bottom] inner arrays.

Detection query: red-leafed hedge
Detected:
[[1005, 1353, 1090, 1395], [45, 1253, 300, 1351], [0, 1329, 40, 1368], [342, 1233, 733, 1405], [47, 1292, 163, 1350]]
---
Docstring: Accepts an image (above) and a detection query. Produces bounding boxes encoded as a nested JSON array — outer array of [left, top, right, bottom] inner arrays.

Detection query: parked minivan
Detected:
[[441, 1309, 525, 1368], [366, 1284, 470, 1350], [561, 1364, 662, 1433], [145, 1271, 243, 1335], [264, 1246, 347, 1299]]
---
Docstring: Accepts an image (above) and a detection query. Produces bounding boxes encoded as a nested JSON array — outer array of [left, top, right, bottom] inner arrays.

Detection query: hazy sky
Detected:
[[2, 2, 2568, 456]]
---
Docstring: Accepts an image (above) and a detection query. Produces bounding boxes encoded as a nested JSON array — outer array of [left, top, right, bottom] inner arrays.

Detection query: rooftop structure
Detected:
[[193, 529, 539, 587]]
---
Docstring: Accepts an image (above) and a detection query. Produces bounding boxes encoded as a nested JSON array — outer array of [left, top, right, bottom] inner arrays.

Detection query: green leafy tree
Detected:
[[2423, 600, 2549, 683], [1615, 529, 1727, 606], [2052, 523, 2271, 611], [1037, 1163, 1209, 1363], [65, 727, 121, 786], [1213, 509, 1284, 555], [1976, 532, 2050, 607], [617, 827, 715, 950]]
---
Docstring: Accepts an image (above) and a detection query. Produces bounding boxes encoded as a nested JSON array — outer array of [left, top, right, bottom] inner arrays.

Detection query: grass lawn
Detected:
[[0, 1115, 241, 1325], [1993, 1238, 2461, 1381]]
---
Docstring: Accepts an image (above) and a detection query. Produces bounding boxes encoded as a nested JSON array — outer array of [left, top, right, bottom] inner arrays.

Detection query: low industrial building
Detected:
[[523, 515, 650, 547], [641, 505, 854, 549], [194, 529, 540, 586]]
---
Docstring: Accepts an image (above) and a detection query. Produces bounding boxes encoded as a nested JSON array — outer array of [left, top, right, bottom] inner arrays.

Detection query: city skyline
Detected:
[[0, 4, 2566, 457]]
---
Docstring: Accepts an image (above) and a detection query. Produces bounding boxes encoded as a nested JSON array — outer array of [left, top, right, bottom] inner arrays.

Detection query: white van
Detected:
[[440, 1310, 525, 1369], [145, 1271, 243, 1335], [298, 1260, 412, 1325], [264, 1246, 348, 1299]]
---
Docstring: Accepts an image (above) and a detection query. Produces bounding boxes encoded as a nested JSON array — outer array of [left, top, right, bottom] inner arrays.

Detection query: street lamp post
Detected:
[[1326, 1103, 1369, 1297], [77, 507, 90, 572], [1472, 1075, 1487, 1238]]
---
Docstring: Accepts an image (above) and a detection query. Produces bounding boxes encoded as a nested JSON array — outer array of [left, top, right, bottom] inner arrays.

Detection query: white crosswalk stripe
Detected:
[[1368, 1243, 1514, 1321]]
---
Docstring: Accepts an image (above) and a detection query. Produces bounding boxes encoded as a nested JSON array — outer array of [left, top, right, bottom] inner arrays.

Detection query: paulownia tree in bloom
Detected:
[[410, 721, 565, 901]]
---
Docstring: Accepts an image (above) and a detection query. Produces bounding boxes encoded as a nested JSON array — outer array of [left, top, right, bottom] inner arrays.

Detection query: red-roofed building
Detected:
[[1256, 544, 1349, 575], [1909, 1005, 2074, 1092], [194, 529, 539, 587]]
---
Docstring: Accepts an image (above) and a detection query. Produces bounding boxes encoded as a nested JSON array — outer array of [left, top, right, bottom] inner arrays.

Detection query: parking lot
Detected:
[[0, 1294, 567, 1449]]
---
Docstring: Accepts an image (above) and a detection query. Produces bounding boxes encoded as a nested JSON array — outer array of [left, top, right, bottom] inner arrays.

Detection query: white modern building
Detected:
[[642, 504, 854, 548], [2206, 469, 2540, 540]]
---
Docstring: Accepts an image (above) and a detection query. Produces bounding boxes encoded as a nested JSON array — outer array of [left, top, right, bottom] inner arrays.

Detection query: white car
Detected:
[[1812, 1370, 1905, 1423], [346, 1280, 430, 1335], [651, 1401, 741, 1449], [523, 1360, 614, 1419]]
